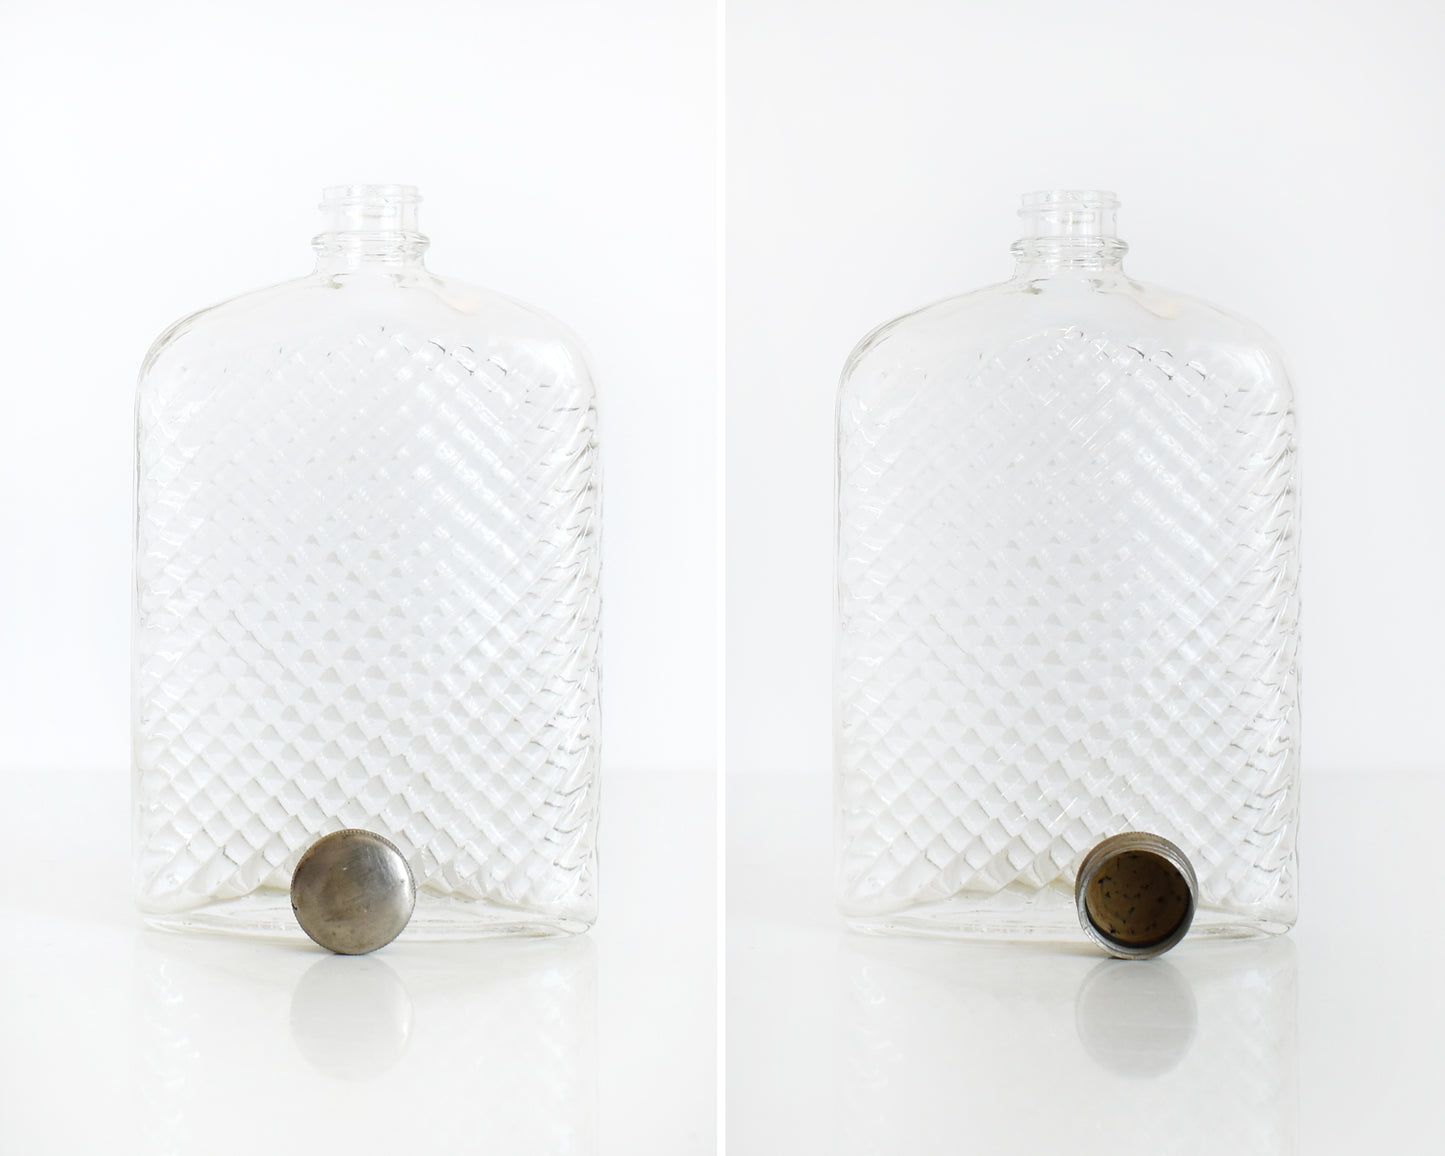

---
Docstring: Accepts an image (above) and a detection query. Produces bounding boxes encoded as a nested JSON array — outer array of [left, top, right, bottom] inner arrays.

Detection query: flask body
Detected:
[[134, 192, 600, 937], [835, 201, 1299, 939]]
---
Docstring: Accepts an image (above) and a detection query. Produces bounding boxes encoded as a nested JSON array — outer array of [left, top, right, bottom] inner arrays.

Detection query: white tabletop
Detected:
[[0, 768, 716, 1155], [727, 770, 1444, 1155]]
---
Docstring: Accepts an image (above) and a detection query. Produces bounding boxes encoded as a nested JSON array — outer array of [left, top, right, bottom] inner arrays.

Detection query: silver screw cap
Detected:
[[1075, 832, 1197, 960], [291, 829, 417, 955]]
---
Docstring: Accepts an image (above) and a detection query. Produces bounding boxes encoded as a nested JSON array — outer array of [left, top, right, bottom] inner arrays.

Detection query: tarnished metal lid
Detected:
[[291, 829, 416, 955], [1075, 832, 1197, 959]]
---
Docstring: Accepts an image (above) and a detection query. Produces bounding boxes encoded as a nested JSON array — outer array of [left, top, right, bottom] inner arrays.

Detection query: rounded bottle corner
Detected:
[[563, 886, 600, 934], [833, 871, 876, 923], [135, 277, 316, 396], [135, 308, 203, 387], [839, 318, 898, 386]]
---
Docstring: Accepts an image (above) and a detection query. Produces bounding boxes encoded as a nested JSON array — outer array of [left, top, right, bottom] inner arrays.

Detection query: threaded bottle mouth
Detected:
[[1013, 189, 1126, 269], [1075, 832, 1197, 959], [318, 184, 424, 235], [314, 184, 428, 268], [1019, 189, 1118, 211], [321, 183, 421, 204], [1018, 189, 1119, 238]]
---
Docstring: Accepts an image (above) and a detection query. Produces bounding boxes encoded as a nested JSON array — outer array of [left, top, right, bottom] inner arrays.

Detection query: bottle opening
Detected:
[[1018, 189, 1119, 239], [1012, 189, 1127, 270], [1075, 832, 1197, 959], [314, 184, 428, 268], [321, 183, 421, 204], [319, 184, 423, 235]]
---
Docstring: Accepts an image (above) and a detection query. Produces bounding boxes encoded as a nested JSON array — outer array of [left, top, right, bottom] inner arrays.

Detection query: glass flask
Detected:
[[134, 185, 601, 938], [835, 191, 1299, 939]]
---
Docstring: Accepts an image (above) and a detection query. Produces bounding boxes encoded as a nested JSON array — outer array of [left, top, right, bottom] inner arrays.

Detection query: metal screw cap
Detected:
[[291, 829, 416, 955], [1075, 832, 1197, 960]]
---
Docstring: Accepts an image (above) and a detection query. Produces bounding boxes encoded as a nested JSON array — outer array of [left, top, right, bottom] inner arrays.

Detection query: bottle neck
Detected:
[[1010, 190, 1127, 276], [313, 184, 429, 273]]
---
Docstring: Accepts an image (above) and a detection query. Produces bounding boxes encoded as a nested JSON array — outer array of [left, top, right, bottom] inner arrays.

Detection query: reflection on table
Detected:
[[133, 930, 597, 1154], [835, 934, 1297, 1155]]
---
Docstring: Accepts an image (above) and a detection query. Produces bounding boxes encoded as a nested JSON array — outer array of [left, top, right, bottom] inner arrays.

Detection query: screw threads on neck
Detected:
[[1012, 190, 1127, 270], [314, 184, 429, 269]]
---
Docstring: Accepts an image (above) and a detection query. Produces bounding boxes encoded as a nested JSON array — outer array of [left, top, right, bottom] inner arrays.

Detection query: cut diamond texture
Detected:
[[836, 325, 1299, 918], [135, 322, 600, 919]]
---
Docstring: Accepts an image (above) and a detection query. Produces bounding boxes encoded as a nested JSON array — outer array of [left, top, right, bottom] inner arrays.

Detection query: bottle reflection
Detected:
[[289, 954, 413, 1080], [133, 931, 597, 1154], [1074, 959, 1197, 1077], [836, 934, 1297, 1155]]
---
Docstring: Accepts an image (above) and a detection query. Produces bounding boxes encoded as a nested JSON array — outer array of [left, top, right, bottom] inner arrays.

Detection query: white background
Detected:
[[0, 4, 716, 1153], [728, 0, 1445, 777], [0, 0, 717, 776]]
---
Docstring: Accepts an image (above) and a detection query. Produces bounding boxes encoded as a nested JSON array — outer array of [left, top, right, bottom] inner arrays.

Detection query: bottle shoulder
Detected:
[[138, 269, 593, 394], [841, 274, 1290, 396]]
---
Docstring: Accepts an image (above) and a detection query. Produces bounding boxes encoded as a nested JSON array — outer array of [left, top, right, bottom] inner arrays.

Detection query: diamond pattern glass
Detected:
[[835, 192, 1299, 938], [134, 187, 600, 937]]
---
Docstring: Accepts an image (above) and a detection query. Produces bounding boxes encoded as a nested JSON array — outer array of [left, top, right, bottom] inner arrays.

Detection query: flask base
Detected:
[[842, 884, 1290, 942], [139, 886, 591, 941]]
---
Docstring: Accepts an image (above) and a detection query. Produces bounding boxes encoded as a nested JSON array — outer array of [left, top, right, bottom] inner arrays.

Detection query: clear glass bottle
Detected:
[[835, 191, 1299, 939], [134, 185, 601, 938]]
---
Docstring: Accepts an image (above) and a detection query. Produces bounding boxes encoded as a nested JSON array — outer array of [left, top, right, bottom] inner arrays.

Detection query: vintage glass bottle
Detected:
[[134, 185, 601, 937], [835, 191, 1299, 939]]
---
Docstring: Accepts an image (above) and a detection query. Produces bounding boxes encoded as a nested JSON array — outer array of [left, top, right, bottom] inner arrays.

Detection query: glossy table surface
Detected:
[[0, 769, 716, 1155], [728, 770, 1444, 1155]]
